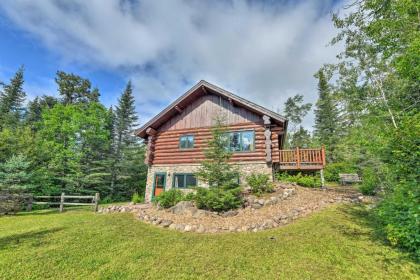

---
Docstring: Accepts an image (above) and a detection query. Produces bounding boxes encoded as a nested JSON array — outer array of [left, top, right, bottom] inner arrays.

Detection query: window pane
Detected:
[[180, 135, 194, 149], [241, 131, 254, 151], [174, 174, 185, 188], [230, 132, 241, 151], [155, 174, 165, 187], [185, 175, 197, 187], [187, 135, 194, 148], [179, 136, 186, 149]]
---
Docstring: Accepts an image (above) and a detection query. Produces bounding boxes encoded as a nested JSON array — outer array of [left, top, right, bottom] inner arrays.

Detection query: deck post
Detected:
[[320, 169, 325, 189], [59, 192, 65, 213], [321, 145, 326, 167]]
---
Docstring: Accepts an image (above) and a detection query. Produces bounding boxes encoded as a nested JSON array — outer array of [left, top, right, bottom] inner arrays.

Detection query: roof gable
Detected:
[[135, 80, 287, 138]]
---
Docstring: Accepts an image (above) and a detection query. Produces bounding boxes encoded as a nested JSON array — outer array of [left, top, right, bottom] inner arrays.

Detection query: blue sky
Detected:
[[0, 0, 345, 127]]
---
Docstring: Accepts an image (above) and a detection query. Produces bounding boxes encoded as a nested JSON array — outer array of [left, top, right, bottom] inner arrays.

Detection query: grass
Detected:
[[0, 205, 418, 280]]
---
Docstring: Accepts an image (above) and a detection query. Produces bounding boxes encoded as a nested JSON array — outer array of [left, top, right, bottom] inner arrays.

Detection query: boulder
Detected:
[[192, 209, 206, 218], [221, 210, 238, 217], [160, 220, 173, 227], [169, 201, 195, 215], [196, 224, 206, 233]]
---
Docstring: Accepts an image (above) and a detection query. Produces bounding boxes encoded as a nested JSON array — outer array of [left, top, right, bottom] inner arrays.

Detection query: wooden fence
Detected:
[[31, 193, 100, 212]]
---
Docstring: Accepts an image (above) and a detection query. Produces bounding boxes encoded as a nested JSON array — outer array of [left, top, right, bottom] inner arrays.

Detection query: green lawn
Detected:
[[0, 205, 418, 280]]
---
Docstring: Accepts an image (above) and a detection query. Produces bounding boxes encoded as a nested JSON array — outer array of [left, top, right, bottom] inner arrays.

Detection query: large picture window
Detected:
[[179, 135, 194, 149], [225, 130, 255, 152], [173, 173, 197, 188]]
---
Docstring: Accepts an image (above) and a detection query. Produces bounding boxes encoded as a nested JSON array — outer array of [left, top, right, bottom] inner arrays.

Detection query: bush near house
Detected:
[[277, 172, 321, 188], [246, 173, 274, 196], [131, 192, 144, 204], [154, 189, 184, 208], [194, 187, 242, 212]]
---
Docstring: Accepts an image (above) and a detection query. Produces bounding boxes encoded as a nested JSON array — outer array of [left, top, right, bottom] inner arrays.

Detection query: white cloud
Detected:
[[0, 0, 344, 128]]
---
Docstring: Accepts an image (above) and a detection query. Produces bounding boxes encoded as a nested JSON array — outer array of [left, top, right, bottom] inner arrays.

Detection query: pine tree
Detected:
[[111, 81, 143, 198], [0, 67, 26, 129], [55, 71, 96, 104], [289, 126, 312, 148], [196, 115, 239, 188], [0, 154, 33, 192], [282, 94, 312, 148], [115, 81, 138, 147], [26, 95, 58, 129], [313, 70, 340, 161]]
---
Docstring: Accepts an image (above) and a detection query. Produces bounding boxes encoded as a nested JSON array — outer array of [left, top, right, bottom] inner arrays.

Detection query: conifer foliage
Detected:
[[0, 68, 147, 201]]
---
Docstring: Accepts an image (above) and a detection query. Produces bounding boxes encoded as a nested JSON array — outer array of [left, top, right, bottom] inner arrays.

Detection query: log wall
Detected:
[[151, 122, 283, 165]]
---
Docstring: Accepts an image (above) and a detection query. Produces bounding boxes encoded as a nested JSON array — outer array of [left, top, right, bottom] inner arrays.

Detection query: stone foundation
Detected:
[[145, 162, 273, 202]]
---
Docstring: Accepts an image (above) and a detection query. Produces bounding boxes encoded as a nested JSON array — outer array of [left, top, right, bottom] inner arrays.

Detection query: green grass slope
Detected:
[[0, 205, 418, 280]]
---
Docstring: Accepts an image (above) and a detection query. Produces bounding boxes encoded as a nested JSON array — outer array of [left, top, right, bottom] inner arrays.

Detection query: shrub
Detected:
[[131, 192, 144, 204], [184, 192, 196, 201], [246, 173, 274, 196], [296, 175, 320, 188], [358, 167, 378, 195], [154, 189, 184, 208], [194, 187, 242, 212], [276, 172, 320, 188], [323, 162, 357, 182]]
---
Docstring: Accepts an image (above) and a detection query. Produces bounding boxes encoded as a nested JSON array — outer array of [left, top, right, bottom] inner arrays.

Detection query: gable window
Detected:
[[173, 173, 197, 188], [179, 135, 194, 149], [225, 130, 255, 152]]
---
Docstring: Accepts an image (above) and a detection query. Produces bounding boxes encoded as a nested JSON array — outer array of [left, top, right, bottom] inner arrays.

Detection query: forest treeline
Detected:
[[0, 69, 147, 202], [283, 0, 419, 259]]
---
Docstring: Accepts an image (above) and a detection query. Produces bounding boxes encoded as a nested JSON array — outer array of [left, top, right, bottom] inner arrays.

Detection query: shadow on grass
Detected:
[[334, 204, 418, 264], [0, 227, 64, 249], [15, 206, 96, 217]]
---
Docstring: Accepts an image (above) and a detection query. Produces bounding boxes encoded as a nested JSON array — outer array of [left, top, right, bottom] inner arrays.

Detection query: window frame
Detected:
[[179, 134, 195, 150], [172, 173, 197, 189], [224, 129, 256, 153]]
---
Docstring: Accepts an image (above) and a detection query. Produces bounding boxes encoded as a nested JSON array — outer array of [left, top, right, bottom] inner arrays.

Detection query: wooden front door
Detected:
[[153, 173, 166, 197]]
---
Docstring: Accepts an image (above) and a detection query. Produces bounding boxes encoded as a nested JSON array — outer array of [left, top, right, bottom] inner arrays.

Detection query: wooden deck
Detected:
[[276, 147, 326, 170]]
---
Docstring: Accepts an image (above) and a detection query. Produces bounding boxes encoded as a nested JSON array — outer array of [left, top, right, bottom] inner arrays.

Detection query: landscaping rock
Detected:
[[160, 219, 173, 227], [197, 224, 206, 233], [221, 210, 238, 217], [170, 201, 195, 215]]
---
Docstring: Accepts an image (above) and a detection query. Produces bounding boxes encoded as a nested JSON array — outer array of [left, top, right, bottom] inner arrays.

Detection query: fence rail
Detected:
[[32, 193, 100, 212]]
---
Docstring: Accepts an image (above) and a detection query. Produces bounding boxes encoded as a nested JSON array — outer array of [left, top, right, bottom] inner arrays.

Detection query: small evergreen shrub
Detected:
[[131, 192, 144, 204], [184, 192, 196, 201], [323, 162, 357, 182], [154, 189, 184, 208], [194, 187, 242, 212], [246, 173, 274, 196]]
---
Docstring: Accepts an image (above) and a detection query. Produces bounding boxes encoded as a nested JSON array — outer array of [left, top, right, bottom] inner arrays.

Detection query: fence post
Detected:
[[94, 193, 100, 212], [26, 195, 33, 211], [59, 192, 65, 213]]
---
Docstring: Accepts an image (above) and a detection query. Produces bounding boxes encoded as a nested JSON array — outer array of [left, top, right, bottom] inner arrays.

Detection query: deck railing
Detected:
[[277, 146, 326, 170]]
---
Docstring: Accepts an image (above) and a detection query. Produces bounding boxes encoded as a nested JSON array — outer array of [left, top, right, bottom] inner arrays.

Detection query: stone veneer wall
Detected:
[[145, 162, 272, 202]]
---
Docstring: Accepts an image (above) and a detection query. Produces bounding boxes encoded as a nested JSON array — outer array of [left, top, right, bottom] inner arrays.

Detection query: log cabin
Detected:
[[135, 80, 325, 202]]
